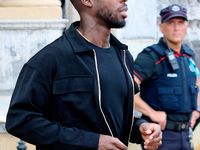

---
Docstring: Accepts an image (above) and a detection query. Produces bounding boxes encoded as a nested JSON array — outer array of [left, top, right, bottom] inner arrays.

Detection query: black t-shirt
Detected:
[[88, 42, 133, 138], [95, 44, 128, 138], [134, 38, 192, 122], [77, 31, 139, 137]]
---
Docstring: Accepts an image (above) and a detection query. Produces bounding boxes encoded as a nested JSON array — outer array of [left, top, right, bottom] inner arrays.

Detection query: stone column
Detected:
[[0, 0, 62, 19]]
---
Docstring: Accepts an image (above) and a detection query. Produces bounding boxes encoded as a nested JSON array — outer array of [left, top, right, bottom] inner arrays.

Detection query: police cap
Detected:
[[160, 4, 187, 23]]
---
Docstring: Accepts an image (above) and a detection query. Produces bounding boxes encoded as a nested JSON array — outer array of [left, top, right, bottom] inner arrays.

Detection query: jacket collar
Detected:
[[64, 21, 128, 53]]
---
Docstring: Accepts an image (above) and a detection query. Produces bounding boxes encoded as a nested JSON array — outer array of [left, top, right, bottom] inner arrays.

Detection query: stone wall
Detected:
[[115, 0, 158, 59]]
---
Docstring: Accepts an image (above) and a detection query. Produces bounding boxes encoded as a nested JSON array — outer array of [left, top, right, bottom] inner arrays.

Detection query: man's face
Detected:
[[159, 17, 189, 45], [95, 0, 128, 28]]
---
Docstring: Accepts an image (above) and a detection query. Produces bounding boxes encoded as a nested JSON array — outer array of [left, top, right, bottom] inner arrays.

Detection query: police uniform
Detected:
[[134, 4, 199, 150], [134, 38, 199, 150]]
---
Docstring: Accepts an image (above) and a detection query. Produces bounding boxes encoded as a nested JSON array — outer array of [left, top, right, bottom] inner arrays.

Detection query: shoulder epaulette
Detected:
[[147, 44, 167, 56], [182, 45, 195, 57]]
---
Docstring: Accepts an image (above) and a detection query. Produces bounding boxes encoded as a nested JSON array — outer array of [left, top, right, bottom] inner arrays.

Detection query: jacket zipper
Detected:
[[123, 50, 135, 142], [181, 57, 188, 111], [93, 50, 114, 137]]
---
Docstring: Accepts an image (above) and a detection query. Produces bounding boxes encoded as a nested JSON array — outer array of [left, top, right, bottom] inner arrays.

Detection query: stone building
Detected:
[[0, 0, 200, 149]]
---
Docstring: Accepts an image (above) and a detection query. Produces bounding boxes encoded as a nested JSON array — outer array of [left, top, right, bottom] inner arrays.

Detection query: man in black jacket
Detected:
[[6, 0, 162, 149]]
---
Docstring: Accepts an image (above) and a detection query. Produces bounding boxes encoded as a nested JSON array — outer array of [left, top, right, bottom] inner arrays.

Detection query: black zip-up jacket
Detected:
[[6, 22, 146, 150]]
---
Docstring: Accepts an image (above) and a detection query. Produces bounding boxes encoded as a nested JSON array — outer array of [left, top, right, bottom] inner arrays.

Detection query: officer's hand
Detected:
[[98, 134, 128, 150], [139, 122, 162, 150], [150, 111, 166, 130], [190, 110, 200, 129]]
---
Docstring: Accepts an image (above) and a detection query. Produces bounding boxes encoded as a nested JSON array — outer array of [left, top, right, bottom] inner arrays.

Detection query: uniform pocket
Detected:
[[52, 76, 97, 124], [158, 86, 182, 111], [190, 85, 199, 109]]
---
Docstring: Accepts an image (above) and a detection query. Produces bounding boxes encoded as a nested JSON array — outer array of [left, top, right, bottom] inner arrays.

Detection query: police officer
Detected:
[[133, 4, 200, 150]]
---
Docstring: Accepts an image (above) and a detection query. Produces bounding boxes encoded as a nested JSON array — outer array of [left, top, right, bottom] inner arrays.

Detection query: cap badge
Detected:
[[172, 5, 180, 11]]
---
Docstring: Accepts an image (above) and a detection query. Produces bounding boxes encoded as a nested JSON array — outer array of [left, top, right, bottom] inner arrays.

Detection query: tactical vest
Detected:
[[140, 44, 199, 113]]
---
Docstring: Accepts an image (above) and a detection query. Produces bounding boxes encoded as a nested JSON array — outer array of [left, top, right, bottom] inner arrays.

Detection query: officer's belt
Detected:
[[165, 120, 190, 131], [141, 115, 190, 131]]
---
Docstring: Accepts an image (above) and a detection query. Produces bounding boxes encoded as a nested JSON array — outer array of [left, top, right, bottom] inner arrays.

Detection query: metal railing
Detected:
[[17, 140, 27, 150]]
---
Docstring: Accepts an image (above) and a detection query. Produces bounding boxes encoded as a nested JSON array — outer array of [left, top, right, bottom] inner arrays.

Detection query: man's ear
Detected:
[[186, 21, 189, 28], [81, 0, 93, 7], [159, 23, 164, 34]]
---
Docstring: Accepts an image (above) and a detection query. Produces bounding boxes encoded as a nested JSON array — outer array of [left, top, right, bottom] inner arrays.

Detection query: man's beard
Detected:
[[97, 5, 126, 28]]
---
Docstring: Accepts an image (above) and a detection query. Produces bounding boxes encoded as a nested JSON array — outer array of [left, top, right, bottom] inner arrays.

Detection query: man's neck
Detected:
[[78, 22, 111, 48], [163, 38, 182, 53], [168, 42, 182, 53]]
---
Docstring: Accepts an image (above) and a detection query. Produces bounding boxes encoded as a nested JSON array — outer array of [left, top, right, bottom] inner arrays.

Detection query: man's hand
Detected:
[[139, 122, 162, 150], [134, 92, 167, 130], [190, 110, 200, 129], [149, 111, 167, 130], [98, 135, 128, 150]]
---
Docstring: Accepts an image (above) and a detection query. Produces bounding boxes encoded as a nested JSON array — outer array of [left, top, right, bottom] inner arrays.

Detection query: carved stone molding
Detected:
[[0, 0, 61, 7], [0, 19, 68, 30], [0, 0, 62, 19]]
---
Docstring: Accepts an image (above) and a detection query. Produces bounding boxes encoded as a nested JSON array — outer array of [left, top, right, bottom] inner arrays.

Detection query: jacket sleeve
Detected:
[[130, 117, 148, 144], [5, 64, 99, 150]]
